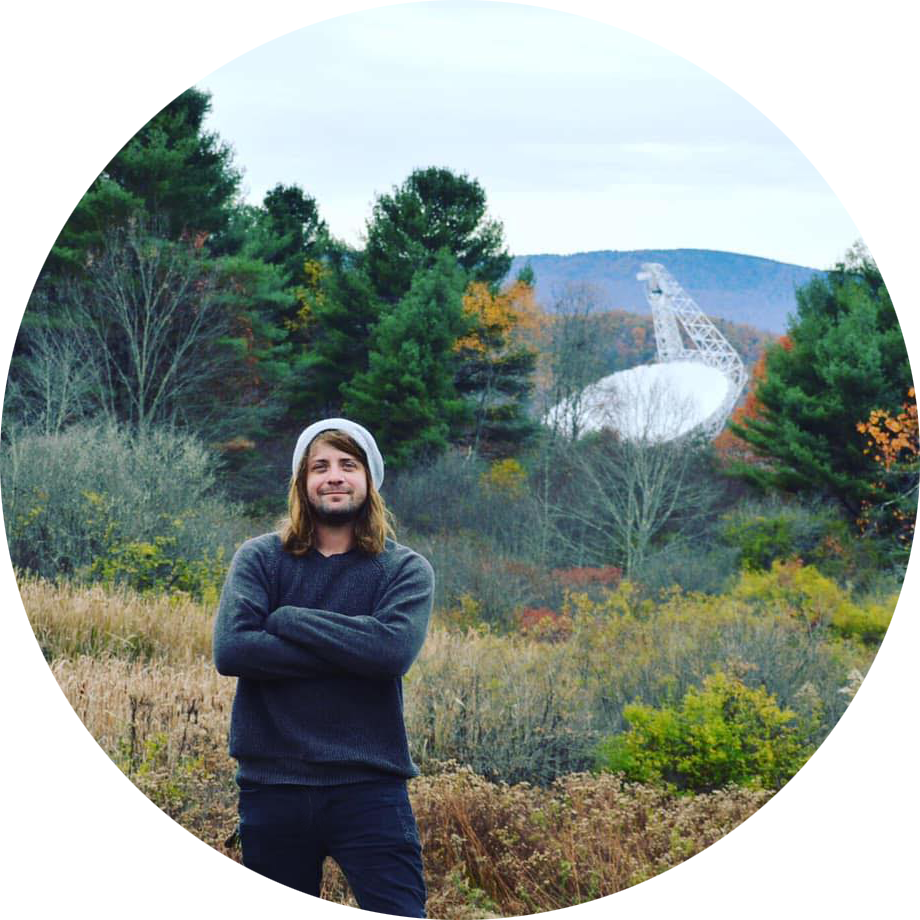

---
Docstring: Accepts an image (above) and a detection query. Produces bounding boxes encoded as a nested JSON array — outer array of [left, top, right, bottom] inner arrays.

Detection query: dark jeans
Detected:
[[237, 777, 427, 918]]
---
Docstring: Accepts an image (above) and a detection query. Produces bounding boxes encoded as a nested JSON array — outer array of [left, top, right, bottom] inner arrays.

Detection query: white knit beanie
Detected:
[[291, 418, 385, 489]]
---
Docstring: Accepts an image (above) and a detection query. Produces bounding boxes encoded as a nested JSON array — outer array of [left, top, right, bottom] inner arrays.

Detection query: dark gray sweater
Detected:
[[213, 533, 434, 785]]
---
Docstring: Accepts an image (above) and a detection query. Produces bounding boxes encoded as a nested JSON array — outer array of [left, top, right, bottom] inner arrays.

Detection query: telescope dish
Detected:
[[545, 263, 747, 442]]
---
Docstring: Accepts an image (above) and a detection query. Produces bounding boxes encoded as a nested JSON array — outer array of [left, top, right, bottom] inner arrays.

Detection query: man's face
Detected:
[[305, 440, 369, 525]]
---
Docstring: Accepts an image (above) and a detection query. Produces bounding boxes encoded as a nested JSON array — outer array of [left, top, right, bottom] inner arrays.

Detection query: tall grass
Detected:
[[22, 575, 215, 662], [26, 571, 888, 915]]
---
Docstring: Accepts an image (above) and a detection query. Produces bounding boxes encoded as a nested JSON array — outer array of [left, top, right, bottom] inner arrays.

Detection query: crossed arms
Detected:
[[212, 539, 434, 682]]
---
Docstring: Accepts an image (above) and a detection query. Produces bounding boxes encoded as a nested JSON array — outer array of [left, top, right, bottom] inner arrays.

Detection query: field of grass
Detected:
[[22, 572, 885, 917]]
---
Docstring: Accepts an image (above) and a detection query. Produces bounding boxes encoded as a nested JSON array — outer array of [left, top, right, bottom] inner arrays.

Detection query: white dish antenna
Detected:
[[546, 263, 747, 442]]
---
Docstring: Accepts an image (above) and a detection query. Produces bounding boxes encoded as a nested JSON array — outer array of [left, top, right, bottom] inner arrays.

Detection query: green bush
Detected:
[[723, 514, 794, 571], [825, 595, 897, 645], [0, 423, 246, 597], [89, 530, 227, 604], [595, 671, 815, 792], [75, 732, 203, 801], [718, 497, 891, 591]]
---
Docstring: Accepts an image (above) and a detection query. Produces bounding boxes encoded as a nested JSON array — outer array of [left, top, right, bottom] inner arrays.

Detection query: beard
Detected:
[[308, 494, 366, 526]]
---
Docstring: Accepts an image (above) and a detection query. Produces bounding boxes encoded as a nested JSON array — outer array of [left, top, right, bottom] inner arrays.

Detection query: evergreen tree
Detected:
[[364, 166, 511, 304], [284, 242, 381, 421], [454, 279, 541, 457], [342, 252, 470, 467], [254, 183, 327, 286], [731, 245, 913, 518]]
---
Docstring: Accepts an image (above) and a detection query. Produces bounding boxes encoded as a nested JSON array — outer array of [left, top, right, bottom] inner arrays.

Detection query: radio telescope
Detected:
[[546, 263, 747, 443]]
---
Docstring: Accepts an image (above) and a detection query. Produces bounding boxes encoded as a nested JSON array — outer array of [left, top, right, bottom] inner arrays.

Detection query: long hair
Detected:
[[280, 429, 395, 556]]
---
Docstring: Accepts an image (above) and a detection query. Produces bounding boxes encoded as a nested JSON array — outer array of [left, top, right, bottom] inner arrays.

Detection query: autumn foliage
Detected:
[[455, 279, 544, 353], [856, 386, 918, 551], [713, 335, 792, 463]]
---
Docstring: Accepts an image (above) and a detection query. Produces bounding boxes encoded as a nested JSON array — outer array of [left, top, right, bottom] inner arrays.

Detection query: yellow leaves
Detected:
[[287, 258, 327, 334], [480, 458, 528, 497], [455, 280, 545, 354], [302, 258, 324, 288]]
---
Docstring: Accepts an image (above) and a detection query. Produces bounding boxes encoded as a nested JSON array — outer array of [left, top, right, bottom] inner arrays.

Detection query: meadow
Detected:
[[21, 553, 891, 917]]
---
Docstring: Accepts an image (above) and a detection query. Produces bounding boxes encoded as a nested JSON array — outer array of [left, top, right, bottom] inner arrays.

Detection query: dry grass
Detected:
[[404, 628, 597, 783], [7, 648, 827, 920], [0, 578, 848, 920], [326, 767, 769, 918], [51, 655, 232, 768], [20, 574, 215, 663]]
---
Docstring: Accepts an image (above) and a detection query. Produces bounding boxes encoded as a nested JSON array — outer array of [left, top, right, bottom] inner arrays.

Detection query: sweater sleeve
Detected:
[[213, 539, 344, 680], [264, 551, 434, 680]]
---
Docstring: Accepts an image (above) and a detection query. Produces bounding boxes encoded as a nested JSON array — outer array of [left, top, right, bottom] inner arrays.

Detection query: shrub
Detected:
[[723, 513, 794, 570], [718, 497, 889, 590], [595, 671, 815, 792], [408, 530, 550, 630], [631, 540, 740, 595], [0, 423, 246, 596], [515, 607, 573, 642], [479, 457, 528, 498], [828, 595, 897, 645], [386, 448, 541, 559], [734, 558, 896, 643], [404, 629, 597, 785], [88, 529, 227, 603], [438, 593, 489, 633]]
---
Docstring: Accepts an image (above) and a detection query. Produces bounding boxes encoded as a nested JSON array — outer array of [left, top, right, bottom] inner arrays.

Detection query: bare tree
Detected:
[[525, 282, 613, 564], [65, 223, 235, 431], [5, 323, 95, 435], [538, 281, 610, 442], [542, 375, 718, 576]]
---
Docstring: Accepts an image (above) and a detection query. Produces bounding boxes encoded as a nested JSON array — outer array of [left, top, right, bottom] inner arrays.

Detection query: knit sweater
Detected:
[[213, 532, 434, 785]]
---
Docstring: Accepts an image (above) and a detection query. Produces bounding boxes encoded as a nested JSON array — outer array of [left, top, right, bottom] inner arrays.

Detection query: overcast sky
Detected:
[[197, 0, 861, 269]]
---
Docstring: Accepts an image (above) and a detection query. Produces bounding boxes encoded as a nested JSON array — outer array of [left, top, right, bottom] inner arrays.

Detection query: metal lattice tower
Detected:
[[636, 262, 747, 437]]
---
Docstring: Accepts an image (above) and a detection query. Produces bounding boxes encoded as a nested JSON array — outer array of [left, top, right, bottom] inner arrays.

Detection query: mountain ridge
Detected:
[[508, 248, 826, 334]]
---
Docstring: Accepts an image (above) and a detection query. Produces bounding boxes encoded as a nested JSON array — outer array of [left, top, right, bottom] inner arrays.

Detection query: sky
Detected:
[[196, 0, 862, 269]]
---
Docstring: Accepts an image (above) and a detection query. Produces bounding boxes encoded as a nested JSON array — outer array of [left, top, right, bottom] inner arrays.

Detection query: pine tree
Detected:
[[731, 245, 912, 518], [454, 279, 541, 457], [285, 243, 382, 420], [364, 166, 510, 305], [342, 252, 470, 467]]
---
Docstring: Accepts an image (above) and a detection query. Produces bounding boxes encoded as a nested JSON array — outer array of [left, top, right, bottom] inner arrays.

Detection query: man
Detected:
[[213, 417, 433, 917]]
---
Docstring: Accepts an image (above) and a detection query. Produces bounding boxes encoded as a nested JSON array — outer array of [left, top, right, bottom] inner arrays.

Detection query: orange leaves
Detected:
[[515, 606, 573, 642], [713, 336, 792, 462], [855, 387, 918, 546], [856, 387, 918, 472], [455, 280, 544, 353]]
